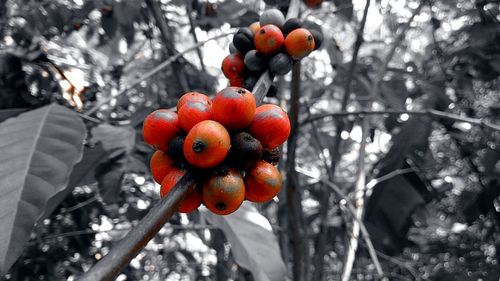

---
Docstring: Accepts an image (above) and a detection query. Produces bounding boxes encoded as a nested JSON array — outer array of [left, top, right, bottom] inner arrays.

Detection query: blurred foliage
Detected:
[[0, 0, 500, 280]]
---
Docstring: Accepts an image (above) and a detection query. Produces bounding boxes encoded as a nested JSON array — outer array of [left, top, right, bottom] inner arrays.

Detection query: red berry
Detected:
[[150, 150, 176, 183], [212, 87, 256, 130], [222, 53, 245, 79], [248, 104, 291, 149], [177, 92, 211, 112], [244, 161, 282, 202], [178, 101, 212, 132], [254, 25, 285, 55], [142, 109, 182, 151]]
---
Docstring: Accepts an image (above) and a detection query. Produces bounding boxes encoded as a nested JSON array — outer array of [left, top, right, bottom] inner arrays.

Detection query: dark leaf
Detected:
[[0, 108, 29, 123], [0, 104, 86, 274], [91, 124, 135, 204], [376, 116, 432, 177]]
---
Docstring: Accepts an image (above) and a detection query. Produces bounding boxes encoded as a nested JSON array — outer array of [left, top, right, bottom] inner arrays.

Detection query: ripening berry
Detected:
[[212, 87, 256, 130], [203, 169, 245, 215], [248, 104, 291, 149], [244, 161, 282, 203], [142, 109, 182, 151], [183, 120, 230, 168]]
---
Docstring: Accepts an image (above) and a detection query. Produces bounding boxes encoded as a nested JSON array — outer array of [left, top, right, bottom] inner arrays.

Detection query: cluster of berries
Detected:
[[223, 9, 323, 90], [143, 88, 291, 215]]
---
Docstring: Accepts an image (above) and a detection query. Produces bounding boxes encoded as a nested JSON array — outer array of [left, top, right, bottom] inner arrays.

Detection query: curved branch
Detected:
[[84, 31, 234, 117]]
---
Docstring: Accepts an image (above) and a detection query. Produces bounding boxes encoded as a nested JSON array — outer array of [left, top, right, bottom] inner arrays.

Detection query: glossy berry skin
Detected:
[[183, 120, 230, 168], [212, 87, 256, 130], [222, 53, 245, 79], [233, 33, 254, 54], [143, 109, 182, 151], [284, 28, 315, 59], [203, 169, 245, 215], [150, 150, 175, 183], [248, 104, 291, 149], [244, 161, 282, 203], [178, 101, 212, 132], [160, 169, 202, 213], [254, 25, 285, 55], [177, 92, 211, 112]]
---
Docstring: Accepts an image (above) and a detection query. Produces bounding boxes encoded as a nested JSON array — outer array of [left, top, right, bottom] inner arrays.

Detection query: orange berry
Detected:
[[183, 120, 230, 168], [284, 28, 315, 59], [212, 87, 256, 130], [203, 169, 245, 215], [248, 104, 291, 149], [142, 109, 182, 151]]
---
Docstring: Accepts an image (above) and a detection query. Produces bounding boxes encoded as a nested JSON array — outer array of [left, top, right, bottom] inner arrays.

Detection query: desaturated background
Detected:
[[0, 0, 499, 280]]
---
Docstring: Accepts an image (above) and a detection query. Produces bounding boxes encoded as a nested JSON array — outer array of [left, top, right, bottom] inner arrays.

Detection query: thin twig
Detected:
[[303, 109, 500, 132], [84, 32, 233, 117], [341, 116, 376, 281], [186, 2, 206, 72], [145, 0, 189, 92], [295, 167, 385, 280], [313, 1, 373, 279]]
